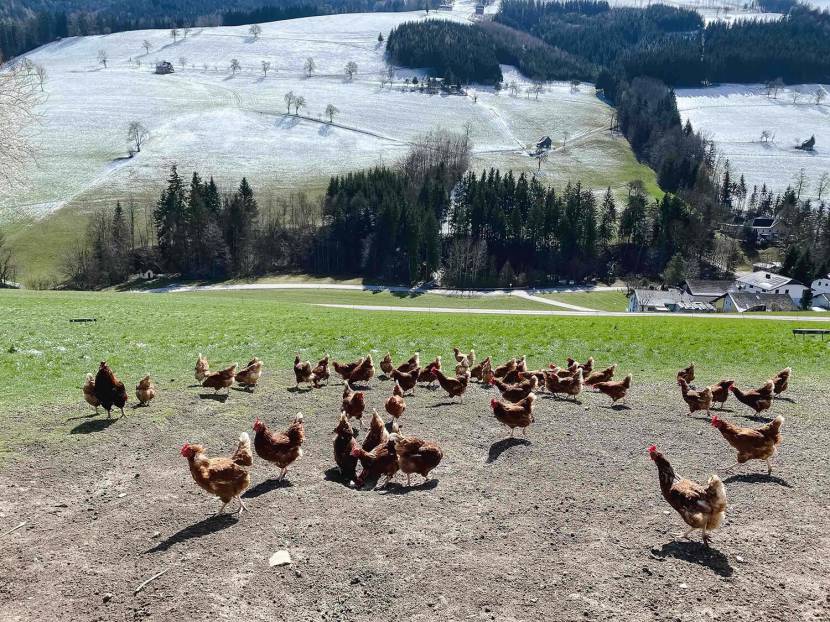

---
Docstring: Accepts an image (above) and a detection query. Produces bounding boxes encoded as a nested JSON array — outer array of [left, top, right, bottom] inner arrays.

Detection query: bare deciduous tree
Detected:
[[249, 24, 262, 40], [0, 231, 16, 287], [142, 39, 152, 54], [97, 50, 108, 68], [325, 103, 338, 123], [530, 81, 544, 100], [815, 171, 829, 201], [284, 90, 295, 113], [294, 95, 306, 115], [386, 66, 395, 87], [230, 58, 241, 75], [304, 57, 316, 77], [183, 26, 191, 39], [508, 80, 519, 96], [170, 28, 179, 42], [127, 121, 149, 154], [261, 60, 271, 77], [345, 61, 358, 80], [791, 89, 801, 104], [33, 63, 47, 91], [179, 56, 188, 69], [0, 57, 41, 191], [815, 87, 827, 105]]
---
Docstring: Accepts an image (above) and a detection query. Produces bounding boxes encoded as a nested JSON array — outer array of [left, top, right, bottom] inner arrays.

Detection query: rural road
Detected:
[[313, 302, 830, 322], [143, 281, 830, 321]]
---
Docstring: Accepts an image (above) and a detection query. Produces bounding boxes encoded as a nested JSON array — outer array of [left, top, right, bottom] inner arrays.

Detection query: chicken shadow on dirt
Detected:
[[198, 393, 229, 403], [486, 437, 531, 463], [70, 418, 118, 434], [723, 472, 792, 487], [774, 396, 795, 404], [145, 514, 237, 553], [651, 541, 734, 577], [426, 400, 462, 408], [65, 411, 100, 422], [739, 413, 776, 424], [230, 386, 255, 393], [603, 404, 632, 411], [383, 479, 439, 495], [243, 477, 294, 498], [323, 467, 354, 488], [286, 386, 313, 394]]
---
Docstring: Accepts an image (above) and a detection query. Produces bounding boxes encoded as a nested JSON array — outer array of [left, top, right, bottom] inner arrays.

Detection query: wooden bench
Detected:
[[792, 328, 830, 340]]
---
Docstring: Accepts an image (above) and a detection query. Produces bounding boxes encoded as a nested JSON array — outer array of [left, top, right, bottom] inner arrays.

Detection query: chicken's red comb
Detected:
[[489, 398, 498, 409], [180, 443, 190, 456], [647, 444, 657, 454], [711, 415, 720, 426]]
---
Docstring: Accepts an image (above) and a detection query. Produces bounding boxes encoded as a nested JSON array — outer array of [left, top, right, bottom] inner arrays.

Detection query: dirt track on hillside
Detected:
[[1, 370, 829, 621]]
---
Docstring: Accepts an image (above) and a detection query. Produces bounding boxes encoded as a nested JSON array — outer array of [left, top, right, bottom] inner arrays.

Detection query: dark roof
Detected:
[[727, 292, 798, 312], [752, 217, 775, 228], [685, 279, 733, 297]]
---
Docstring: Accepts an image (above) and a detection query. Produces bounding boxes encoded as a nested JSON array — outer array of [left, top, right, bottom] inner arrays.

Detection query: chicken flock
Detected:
[[83, 353, 791, 543]]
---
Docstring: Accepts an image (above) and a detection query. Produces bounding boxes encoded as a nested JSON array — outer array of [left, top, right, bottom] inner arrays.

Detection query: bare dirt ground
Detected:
[[1, 370, 829, 621]]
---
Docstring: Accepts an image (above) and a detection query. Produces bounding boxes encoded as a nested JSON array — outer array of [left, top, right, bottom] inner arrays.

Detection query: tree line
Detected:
[[496, 0, 830, 87]]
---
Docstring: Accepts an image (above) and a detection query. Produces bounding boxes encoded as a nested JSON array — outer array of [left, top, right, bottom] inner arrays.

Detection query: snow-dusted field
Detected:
[[1, 4, 651, 223], [677, 84, 830, 200]]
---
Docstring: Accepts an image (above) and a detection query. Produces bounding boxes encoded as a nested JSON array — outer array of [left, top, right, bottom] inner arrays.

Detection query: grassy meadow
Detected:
[[2, 288, 827, 415]]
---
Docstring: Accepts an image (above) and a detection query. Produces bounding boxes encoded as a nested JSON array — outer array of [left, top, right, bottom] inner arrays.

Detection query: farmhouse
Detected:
[[811, 273, 830, 296], [536, 136, 552, 150], [733, 271, 807, 305], [155, 61, 174, 75], [683, 279, 732, 304], [722, 216, 782, 242], [628, 288, 715, 313], [721, 292, 798, 313]]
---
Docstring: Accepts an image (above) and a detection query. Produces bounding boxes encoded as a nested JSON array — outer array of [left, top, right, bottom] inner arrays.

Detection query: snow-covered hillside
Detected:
[[1, 5, 651, 222], [677, 84, 830, 200]]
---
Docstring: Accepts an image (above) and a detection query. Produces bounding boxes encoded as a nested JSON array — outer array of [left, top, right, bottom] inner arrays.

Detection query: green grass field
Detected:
[[2, 289, 827, 410], [537, 290, 629, 311]]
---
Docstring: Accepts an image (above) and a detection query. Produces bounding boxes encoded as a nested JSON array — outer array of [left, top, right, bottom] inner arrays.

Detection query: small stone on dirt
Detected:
[[736, 556, 745, 563], [151, 531, 161, 538], [103, 593, 112, 603], [269, 550, 292, 567], [117, 493, 127, 498]]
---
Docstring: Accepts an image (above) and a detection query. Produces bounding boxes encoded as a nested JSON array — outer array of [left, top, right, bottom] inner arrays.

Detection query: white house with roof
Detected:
[[811, 274, 830, 296], [732, 271, 807, 306]]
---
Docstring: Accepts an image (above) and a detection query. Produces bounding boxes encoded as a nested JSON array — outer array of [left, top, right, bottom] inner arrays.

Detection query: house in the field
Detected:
[[155, 61, 174, 75], [733, 270, 807, 305], [536, 136, 552, 150], [721, 292, 798, 313], [474, 3, 485, 15], [628, 287, 715, 313], [796, 135, 815, 151]]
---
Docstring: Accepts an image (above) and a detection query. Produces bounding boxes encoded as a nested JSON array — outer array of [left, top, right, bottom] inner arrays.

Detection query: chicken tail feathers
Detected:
[[706, 474, 727, 513], [232, 431, 253, 467]]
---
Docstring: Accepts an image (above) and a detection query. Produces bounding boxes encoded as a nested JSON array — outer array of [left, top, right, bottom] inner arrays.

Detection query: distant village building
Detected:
[[627, 288, 715, 313], [474, 3, 485, 15], [721, 292, 798, 313], [811, 273, 830, 296], [536, 136, 552, 150], [733, 271, 807, 305], [722, 216, 782, 242], [683, 279, 733, 305], [155, 61, 174, 75]]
